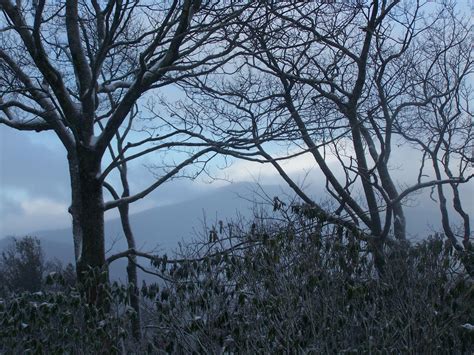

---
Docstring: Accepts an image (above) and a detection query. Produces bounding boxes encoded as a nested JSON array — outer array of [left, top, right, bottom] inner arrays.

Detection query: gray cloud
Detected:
[[0, 194, 24, 217], [1, 125, 471, 241], [0, 127, 216, 236], [0, 127, 69, 200], [0, 127, 70, 236]]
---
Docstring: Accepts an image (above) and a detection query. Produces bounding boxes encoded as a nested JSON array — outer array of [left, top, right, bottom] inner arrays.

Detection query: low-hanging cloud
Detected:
[[0, 128, 70, 236]]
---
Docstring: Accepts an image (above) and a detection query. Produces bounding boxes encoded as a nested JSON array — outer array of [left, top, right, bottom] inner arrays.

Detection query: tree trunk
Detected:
[[118, 203, 142, 340], [359, 126, 406, 240], [68, 154, 82, 263], [346, 108, 382, 237], [69, 145, 108, 305], [379, 165, 406, 240]]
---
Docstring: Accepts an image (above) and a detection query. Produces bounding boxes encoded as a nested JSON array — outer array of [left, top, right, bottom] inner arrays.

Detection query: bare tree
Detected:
[[0, 0, 253, 303], [179, 1, 473, 273], [100, 108, 142, 339], [392, 5, 473, 263]]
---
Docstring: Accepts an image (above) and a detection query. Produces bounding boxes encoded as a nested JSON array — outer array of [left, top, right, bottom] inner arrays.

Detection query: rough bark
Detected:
[[73, 145, 107, 304], [68, 154, 82, 263]]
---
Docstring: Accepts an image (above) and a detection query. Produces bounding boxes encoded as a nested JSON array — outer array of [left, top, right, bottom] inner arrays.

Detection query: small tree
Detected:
[[0, 236, 45, 294]]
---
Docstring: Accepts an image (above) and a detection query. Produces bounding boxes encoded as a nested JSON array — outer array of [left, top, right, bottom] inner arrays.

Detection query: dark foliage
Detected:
[[141, 217, 473, 353], [1, 219, 473, 353], [0, 237, 45, 295], [0, 271, 135, 354], [0, 237, 76, 297]]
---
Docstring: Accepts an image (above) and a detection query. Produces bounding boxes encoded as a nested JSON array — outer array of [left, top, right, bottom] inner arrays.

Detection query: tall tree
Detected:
[[0, 0, 252, 302], [180, 0, 473, 272]]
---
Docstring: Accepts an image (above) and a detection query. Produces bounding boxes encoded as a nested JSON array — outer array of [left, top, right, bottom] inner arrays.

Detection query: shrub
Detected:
[[1, 215, 472, 353], [0, 270, 137, 354], [141, 215, 473, 353]]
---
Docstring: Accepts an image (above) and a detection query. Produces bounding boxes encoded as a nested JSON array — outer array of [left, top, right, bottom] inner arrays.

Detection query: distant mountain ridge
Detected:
[[1, 181, 469, 281], [0, 182, 282, 281], [30, 182, 280, 250]]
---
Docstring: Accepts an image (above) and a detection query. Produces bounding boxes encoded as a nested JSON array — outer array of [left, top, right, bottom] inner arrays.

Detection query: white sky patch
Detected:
[[1, 197, 70, 237], [207, 151, 341, 187], [20, 198, 67, 217], [0, 186, 29, 202]]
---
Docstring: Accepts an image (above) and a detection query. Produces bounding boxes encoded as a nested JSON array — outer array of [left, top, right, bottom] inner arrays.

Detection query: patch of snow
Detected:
[[90, 135, 100, 147], [461, 323, 474, 331]]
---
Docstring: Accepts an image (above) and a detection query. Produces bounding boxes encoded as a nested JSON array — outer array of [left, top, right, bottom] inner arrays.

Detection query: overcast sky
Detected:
[[0, 125, 214, 237], [1, 119, 472, 240]]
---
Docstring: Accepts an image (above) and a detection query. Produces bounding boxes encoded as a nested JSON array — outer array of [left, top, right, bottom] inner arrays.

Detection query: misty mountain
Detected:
[[0, 182, 283, 281], [36, 182, 280, 249], [1, 180, 469, 281]]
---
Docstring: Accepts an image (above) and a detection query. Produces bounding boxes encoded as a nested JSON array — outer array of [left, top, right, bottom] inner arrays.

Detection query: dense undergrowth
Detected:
[[1, 213, 473, 353]]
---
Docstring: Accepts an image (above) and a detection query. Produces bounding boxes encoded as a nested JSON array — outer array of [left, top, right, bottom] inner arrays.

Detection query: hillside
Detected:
[[1, 180, 471, 281], [0, 182, 282, 281]]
